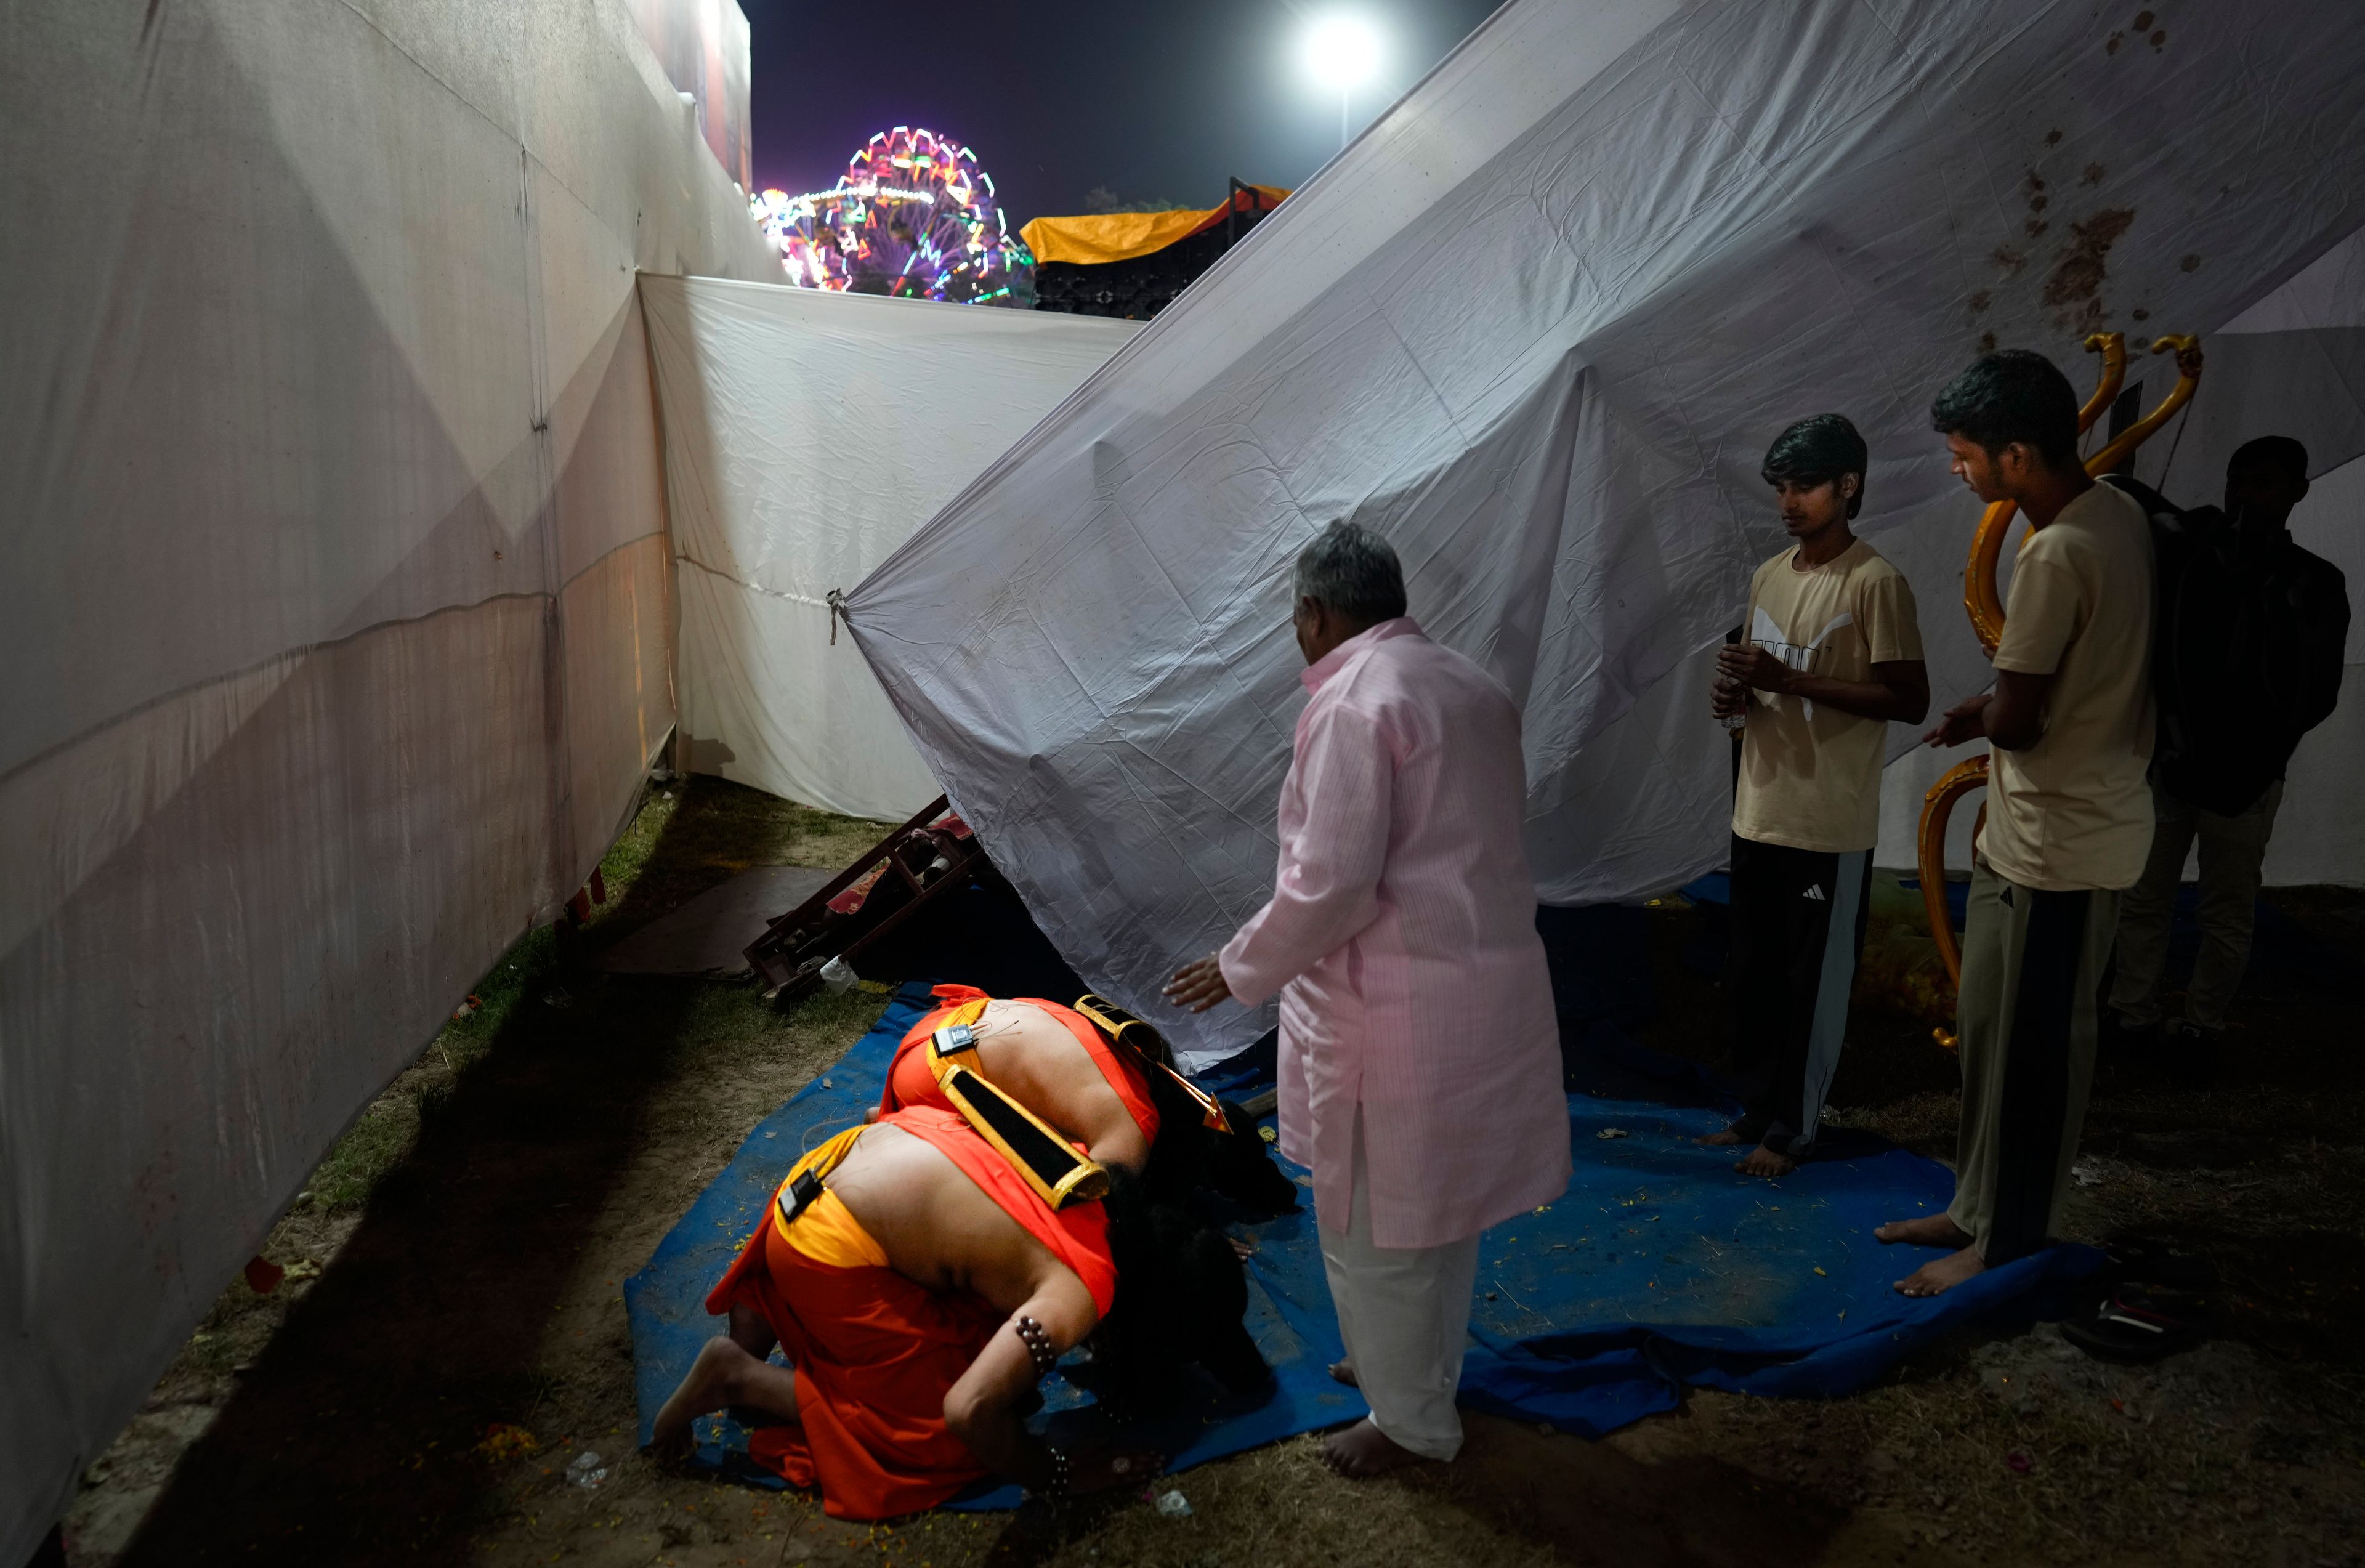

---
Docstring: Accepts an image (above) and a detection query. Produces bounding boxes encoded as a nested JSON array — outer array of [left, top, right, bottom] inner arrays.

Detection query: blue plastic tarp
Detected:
[[622, 983, 1366, 1508], [626, 980, 2102, 1510]]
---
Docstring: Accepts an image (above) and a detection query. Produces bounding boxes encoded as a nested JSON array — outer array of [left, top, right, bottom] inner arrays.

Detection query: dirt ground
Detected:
[[59, 777, 2365, 1568]]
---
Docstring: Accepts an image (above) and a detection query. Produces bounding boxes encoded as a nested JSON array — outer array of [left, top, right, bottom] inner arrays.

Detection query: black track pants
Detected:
[[1723, 834, 1874, 1158]]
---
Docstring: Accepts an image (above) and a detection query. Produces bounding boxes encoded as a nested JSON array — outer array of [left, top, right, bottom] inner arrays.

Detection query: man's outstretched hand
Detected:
[[1165, 954, 1234, 1014]]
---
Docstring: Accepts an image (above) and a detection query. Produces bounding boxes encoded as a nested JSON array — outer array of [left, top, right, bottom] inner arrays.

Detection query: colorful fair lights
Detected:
[[751, 126, 1032, 305], [771, 182, 937, 209]]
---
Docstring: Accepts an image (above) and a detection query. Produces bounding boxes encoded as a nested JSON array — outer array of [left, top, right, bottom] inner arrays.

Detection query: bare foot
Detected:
[[1874, 1214, 1973, 1248], [1734, 1142, 1796, 1178], [650, 1336, 755, 1461], [1696, 1125, 1748, 1147], [1328, 1359, 1357, 1387], [1893, 1245, 1987, 1298], [1229, 1235, 1258, 1260], [1320, 1418, 1428, 1477]]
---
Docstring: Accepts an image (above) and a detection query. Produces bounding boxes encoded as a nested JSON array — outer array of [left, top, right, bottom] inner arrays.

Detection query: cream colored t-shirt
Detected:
[[1732, 538, 1924, 854], [1979, 480, 2156, 891]]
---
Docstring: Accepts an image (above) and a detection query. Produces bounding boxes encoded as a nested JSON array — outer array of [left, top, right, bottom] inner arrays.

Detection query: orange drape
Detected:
[[1019, 186, 1290, 267], [881, 985, 1162, 1150], [702, 1105, 1115, 1518]]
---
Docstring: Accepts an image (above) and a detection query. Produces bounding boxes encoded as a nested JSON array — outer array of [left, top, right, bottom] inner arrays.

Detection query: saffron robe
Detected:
[[879, 984, 1163, 1147], [704, 1105, 1118, 1519]]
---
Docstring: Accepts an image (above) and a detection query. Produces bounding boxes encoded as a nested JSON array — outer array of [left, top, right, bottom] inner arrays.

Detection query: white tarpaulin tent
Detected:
[[1, 0, 777, 1557], [641, 277, 1139, 819], [1877, 226, 2365, 882], [847, 0, 2365, 1065]]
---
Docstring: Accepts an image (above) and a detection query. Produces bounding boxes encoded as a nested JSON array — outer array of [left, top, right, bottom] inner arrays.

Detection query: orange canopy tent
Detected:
[[1021, 185, 1290, 268]]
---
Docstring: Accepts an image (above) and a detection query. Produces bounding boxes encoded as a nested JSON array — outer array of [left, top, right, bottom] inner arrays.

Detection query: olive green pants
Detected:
[[1946, 861, 2120, 1264]]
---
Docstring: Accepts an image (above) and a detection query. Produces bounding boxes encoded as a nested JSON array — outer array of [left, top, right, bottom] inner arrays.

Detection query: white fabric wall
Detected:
[[0, 2, 777, 1557], [641, 277, 1139, 818], [846, 0, 2365, 1065]]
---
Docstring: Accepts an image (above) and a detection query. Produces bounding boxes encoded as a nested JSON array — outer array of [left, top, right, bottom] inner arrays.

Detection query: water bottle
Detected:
[[1718, 624, 1747, 731]]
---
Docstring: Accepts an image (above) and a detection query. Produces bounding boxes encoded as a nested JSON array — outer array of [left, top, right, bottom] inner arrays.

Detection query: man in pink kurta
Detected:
[[1168, 522, 1568, 1476]]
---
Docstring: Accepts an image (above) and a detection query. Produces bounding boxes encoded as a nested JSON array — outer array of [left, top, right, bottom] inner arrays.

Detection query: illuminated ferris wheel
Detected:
[[753, 127, 1033, 306]]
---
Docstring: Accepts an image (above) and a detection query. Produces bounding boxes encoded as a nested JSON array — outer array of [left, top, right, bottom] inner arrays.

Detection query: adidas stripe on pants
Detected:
[[1724, 834, 1874, 1158]]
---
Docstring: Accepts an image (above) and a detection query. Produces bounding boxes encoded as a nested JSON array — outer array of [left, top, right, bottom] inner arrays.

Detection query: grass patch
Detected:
[[302, 923, 562, 1216], [305, 1099, 421, 1212], [296, 774, 887, 1221]]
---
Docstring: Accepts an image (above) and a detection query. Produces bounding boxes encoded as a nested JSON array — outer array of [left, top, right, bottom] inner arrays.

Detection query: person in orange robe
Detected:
[[878, 985, 1298, 1214], [879, 986, 1164, 1171], [650, 1105, 1162, 1518]]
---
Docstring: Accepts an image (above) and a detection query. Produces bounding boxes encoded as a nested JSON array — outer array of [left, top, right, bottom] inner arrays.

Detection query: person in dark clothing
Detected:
[[1706, 414, 1929, 1177], [2110, 437, 2351, 1071]]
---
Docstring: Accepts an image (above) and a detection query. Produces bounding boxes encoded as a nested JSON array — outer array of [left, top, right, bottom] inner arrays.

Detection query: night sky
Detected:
[[745, 0, 1506, 224]]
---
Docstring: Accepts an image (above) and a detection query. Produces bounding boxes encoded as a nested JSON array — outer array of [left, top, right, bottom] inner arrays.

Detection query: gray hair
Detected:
[[1293, 521, 1407, 626]]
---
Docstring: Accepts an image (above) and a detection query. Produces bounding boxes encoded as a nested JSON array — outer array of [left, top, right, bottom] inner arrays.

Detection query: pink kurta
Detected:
[[1219, 618, 1570, 1250]]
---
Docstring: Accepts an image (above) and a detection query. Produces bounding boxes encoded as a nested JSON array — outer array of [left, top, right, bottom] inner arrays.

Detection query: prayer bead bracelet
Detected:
[[1012, 1313, 1058, 1378]]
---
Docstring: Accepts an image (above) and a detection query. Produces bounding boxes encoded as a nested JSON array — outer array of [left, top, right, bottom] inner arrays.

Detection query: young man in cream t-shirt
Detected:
[[1708, 415, 1929, 1177], [1882, 348, 2175, 1298]]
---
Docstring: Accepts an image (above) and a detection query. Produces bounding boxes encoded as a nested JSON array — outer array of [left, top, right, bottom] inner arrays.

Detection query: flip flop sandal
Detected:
[[2061, 1284, 2211, 1362]]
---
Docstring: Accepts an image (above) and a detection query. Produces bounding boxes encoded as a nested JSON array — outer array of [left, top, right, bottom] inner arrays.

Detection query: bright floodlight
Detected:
[[1303, 14, 1382, 90]]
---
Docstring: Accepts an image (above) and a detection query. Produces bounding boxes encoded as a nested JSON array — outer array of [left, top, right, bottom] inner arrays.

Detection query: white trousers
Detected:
[[1317, 1112, 1482, 1461]]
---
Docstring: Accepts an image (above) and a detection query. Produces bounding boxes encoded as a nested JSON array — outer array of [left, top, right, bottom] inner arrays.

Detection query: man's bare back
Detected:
[[829, 1120, 1085, 1309], [883, 999, 1152, 1172]]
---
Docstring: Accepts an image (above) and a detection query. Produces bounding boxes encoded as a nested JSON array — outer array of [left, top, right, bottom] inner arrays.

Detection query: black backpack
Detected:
[[2103, 474, 2350, 816]]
